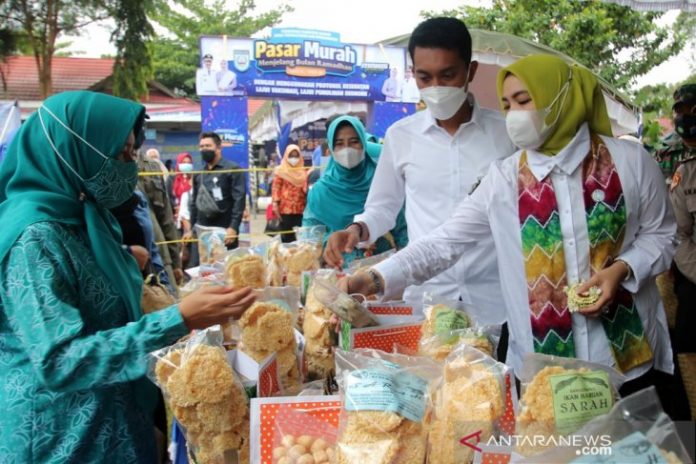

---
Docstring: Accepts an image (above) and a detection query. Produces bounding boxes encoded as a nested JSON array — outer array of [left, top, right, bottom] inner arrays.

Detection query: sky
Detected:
[[63, 0, 693, 90]]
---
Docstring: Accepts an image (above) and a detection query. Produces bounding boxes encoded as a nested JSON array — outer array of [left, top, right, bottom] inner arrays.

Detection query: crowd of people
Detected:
[[0, 15, 693, 464]]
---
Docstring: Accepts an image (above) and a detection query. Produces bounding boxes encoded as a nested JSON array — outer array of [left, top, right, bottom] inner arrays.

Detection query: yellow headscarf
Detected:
[[496, 54, 612, 155]]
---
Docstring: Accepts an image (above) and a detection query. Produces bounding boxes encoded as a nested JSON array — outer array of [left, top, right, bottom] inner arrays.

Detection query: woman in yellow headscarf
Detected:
[[342, 55, 676, 403], [272, 144, 309, 242]]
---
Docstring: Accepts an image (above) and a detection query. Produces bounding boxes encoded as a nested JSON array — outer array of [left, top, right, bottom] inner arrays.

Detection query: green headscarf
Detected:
[[306, 115, 382, 233], [0, 91, 152, 406], [496, 54, 612, 155]]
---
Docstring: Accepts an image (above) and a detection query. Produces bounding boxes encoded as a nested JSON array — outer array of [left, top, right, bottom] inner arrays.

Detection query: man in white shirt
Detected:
[[196, 54, 218, 95], [381, 67, 402, 102], [325, 17, 516, 326], [402, 66, 421, 103]]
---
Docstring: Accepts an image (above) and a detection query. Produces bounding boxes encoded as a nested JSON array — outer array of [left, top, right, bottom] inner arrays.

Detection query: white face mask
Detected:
[[505, 72, 572, 151], [179, 163, 193, 173], [333, 147, 364, 169], [287, 157, 300, 166], [419, 67, 471, 120]]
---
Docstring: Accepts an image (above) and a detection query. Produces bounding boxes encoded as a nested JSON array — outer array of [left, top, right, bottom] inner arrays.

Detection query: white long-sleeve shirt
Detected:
[[375, 124, 676, 379], [355, 96, 516, 323]]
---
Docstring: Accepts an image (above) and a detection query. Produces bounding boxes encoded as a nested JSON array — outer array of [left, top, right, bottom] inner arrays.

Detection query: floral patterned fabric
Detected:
[[272, 175, 307, 215], [0, 221, 189, 463]]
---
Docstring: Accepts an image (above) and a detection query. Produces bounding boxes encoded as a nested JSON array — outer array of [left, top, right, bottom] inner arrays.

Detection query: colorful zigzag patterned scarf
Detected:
[[518, 134, 653, 373]]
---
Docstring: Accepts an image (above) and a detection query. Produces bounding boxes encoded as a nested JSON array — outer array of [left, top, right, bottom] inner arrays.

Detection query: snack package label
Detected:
[[434, 309, 469, 334], [344, 368, 428, 422], [570, 431, 667, 464], [268, 298, 292, 313], [549, 371, 613, 435]]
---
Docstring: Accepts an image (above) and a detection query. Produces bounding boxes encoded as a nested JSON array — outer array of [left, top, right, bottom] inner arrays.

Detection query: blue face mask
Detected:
[[39, 105, 138, 208]]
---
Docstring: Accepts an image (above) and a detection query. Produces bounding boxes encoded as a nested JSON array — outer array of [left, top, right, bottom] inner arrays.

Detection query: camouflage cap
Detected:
[[673, 83, 696, 110]]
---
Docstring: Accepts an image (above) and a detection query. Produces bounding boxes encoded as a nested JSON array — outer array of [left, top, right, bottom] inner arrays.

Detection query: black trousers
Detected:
[[279, 213, 303, 243], [674, 266, 696, 353]]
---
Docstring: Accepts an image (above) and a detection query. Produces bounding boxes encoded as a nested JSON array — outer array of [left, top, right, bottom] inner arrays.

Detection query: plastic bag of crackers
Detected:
[[334, 348, 441, 464], [272, 406, 338, 464], [302, 270, 342, 380], [224, 245, 268, 290], [518, 386, 691, 464], [515, 353, 625, 457], [238, 287, 303, 391], [196, 225, 229, 265], [267, 226, 325, 287], [347, 249, 395, 275], [418, 325, 501, 362], [420, 295, 474, 340], [427, 344, 508, 464], [149, 326, 250, 464]]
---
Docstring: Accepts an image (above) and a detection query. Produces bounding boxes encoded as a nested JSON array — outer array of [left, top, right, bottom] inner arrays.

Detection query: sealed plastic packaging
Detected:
[[419, 325, 502, 361], [519, 386, 691, 463], [238, 287, 303, 390], [515, 353, 626, 457], [427, 344, 508, 464], [268, 226, 326, 287], [196, 225, 228, 264], [312, 278, 378, 328], [303, 270, 341, 380], [334, 348, 442, 464], [420, 296, 473, 340], [224, 245, 267, 290], [272, 406, 338, 463], [148, 326, 250, 463], [347, 249, 396, 274]]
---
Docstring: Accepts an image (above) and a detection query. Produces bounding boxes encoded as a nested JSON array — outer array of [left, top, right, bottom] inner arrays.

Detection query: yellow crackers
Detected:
[[239, 301, 300, 389], [155, 345, 249, 463], [516, 365, 590, 456], [302, 277, 337, 380], [337, 413, 426, 464], [428, 359, 504, 464], [225, 255, 266, 289]]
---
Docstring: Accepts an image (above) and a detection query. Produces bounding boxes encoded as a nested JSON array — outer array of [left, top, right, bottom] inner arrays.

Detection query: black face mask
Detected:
[[675, 114, 696, 140], [201, 149, 216, 163]]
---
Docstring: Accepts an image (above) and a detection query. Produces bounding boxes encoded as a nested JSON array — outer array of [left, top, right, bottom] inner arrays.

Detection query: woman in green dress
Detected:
[[0, 91, 255, 463], [303, 115, 408, 267]]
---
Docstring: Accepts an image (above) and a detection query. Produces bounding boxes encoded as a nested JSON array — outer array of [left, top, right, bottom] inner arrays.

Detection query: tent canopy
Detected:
[[381, 28, 640, 135], [600, 0, 696, 11]]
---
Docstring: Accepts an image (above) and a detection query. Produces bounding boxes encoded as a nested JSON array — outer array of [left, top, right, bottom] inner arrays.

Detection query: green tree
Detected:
[[0, 0, 113, 98], [425, 0, 689, 92], [111, 0, 155, 101], [151, 0, 292, 98]]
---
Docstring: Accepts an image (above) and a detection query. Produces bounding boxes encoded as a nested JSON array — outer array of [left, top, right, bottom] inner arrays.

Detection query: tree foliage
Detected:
[[150, 0, 292, 98], [424, 0, 689, 92], [0, 0, 113, 98], [111, 0, 156, 101]]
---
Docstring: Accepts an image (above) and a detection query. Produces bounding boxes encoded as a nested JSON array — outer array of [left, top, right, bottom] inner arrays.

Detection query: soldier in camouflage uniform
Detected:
[[654, 84, 696, 181], [137, 155, 184, 289], [668, 84, 696, 355]]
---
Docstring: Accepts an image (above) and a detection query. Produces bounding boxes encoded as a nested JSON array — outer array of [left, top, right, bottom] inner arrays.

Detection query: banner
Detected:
[[201, 96, 249, 169], [368, 101, 417, 140], [0, 102, 21, 164], [197, 28, 413, 102]]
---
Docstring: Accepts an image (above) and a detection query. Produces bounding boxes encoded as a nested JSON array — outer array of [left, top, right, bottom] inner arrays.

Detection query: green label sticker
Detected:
[[434, 308, 469, 334], [340, 321, 352, 351], [268, 298, 292, 312], [550, 371, 613, 435]]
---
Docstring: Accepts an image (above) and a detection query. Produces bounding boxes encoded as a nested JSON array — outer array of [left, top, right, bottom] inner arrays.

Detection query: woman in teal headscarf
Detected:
[[0, 91, 255, 463], [303, 115, 408, 266]]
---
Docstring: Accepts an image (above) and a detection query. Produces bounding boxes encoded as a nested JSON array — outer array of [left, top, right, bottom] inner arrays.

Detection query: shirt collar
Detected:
[[419, 93, 482, 134], [526, 123, 591, 181]]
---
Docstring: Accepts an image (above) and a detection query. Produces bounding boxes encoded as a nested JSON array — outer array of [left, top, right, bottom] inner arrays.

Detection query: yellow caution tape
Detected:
[[139, 167, 313, 176], [155, 229, 297, 245]]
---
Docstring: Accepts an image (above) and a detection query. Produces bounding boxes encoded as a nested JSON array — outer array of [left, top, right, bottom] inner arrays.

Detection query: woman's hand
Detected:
[[178, 285, 256, 330], [577, 261, 630, 318], [272, 201, 280, 218]]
